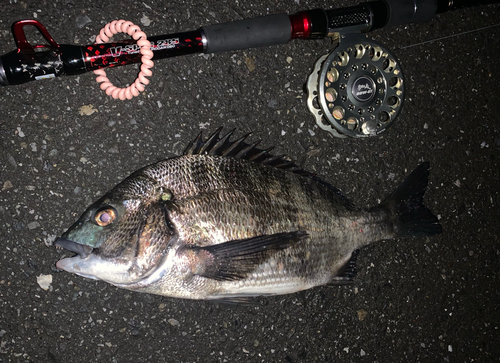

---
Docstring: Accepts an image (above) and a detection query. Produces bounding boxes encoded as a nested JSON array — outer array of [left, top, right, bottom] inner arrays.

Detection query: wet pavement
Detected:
[[1, 0, 499, 362]]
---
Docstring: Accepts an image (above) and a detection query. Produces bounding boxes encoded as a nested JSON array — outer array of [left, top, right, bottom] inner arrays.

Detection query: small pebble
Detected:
[[79, 104, 98, 116], [168, 318, 180, 326], [141, 14, 151, 26], [357, 309, 368, 321], [17, 127, 25, 138], [37, 274, 52, 290], [245, 57, 255, 72], [76, 15, 91, 28], [28, 221, 41, 230], [2, 181, 13, 191]]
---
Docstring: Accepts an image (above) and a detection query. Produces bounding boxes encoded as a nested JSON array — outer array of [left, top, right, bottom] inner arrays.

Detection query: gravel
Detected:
[[0, 1, 499, 362]]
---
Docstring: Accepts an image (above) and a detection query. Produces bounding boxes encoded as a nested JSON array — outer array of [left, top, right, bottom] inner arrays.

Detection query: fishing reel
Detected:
[[2, 0, 490, 138], [307, 33, 404, 138]]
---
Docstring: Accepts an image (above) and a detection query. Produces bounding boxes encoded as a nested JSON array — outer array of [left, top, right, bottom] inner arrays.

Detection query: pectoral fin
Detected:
[[186, 231, 308, 281]]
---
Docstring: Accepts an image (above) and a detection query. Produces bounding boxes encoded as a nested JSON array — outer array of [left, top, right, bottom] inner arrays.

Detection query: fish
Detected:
[[54, 128, 442, 301]]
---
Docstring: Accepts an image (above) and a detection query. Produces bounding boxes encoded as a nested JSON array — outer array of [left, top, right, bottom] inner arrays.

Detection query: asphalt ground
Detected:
[[1, 0, 499, 362]]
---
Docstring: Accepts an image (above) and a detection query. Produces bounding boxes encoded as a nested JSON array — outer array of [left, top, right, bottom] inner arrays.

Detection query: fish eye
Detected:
[[93, 206, 117, 227]]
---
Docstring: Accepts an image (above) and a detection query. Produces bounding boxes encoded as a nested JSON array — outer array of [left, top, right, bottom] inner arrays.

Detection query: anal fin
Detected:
[[328, 249, 359, 285]]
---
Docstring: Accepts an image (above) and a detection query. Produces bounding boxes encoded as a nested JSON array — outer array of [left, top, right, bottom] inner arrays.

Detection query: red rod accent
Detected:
[[289, 12, 312, 39]]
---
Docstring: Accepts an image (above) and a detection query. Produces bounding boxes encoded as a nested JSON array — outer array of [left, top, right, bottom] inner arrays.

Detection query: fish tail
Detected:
[[380, 162, 442, 237]]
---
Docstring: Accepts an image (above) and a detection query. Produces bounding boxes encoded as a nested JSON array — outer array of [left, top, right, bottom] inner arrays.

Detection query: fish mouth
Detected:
[[55, 237, 97, 276], [54, 238, 101, 280], [54, 237, 93, 259]]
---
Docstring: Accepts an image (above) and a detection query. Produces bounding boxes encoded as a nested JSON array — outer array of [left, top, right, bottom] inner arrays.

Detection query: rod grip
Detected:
[[203, 13, 292, 53]]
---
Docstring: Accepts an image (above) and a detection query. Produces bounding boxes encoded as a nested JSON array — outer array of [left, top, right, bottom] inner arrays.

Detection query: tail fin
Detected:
[[380, 162, 442, 237]]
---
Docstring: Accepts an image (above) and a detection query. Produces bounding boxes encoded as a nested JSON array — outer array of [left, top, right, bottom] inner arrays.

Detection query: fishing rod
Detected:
[[0, 0, 497, 137]]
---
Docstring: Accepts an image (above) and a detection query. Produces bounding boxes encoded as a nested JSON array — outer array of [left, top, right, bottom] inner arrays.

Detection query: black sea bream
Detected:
[[55, 129, 442, 301]]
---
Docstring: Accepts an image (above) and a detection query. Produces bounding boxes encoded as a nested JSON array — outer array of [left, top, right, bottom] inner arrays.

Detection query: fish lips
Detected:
[[54, 237, 93, 259], [54, 238, 102, 280]]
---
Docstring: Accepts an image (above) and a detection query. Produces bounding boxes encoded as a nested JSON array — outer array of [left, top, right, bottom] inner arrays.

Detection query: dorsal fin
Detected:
[[183, 128, 310, 176], [183, 128, 354, 208]]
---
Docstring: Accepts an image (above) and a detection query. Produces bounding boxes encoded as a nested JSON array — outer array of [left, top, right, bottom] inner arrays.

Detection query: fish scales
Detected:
[[128, 155, 372, 297], [154, 155, 358, 240], [54, 129, 442, 301]]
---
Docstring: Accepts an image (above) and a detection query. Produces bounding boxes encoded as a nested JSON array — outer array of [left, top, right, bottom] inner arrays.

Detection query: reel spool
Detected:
[[307, 33, 404, 138]]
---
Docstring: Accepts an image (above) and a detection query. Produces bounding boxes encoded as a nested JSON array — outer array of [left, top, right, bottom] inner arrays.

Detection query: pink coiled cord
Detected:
[[93, 20, 154, 100]]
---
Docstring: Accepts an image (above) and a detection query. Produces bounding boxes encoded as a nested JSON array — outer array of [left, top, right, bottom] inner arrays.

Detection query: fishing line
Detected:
[[397, 23, 500, 50]]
